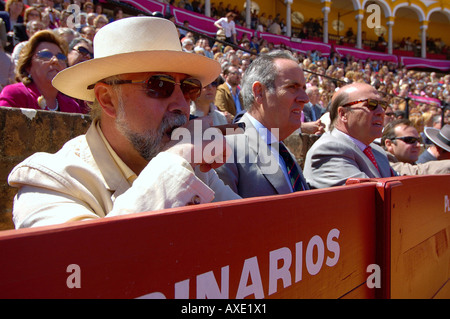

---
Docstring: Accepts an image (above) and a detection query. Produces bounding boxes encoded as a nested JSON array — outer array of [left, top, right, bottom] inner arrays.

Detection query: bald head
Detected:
[[330, 82, 380, 124], [330, 82, 385, 145]]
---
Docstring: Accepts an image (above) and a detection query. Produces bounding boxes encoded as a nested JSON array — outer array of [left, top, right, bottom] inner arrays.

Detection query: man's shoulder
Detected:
[[216, 83, 230, 92], [303, 102, 313, 111], [8, 134, 92, 185], [308, 131, 349, 151]]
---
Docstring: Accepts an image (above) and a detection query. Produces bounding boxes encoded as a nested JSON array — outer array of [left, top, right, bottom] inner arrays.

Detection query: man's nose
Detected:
[[167, 84, 191, 116], [297, 90, 310, 103]]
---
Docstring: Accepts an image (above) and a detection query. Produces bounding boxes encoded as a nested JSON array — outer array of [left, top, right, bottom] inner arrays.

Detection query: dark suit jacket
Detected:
[[303, 102, 325, 122], [214, 82, 243, 116], [416, 149, 436, 164], [214, 113, 309, 198]]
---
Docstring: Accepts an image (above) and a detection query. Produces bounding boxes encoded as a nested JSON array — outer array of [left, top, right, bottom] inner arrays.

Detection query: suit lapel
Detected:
[[371, 143, 392, 177], [331, 130, 381, 178], [240, 114, 292, 194], [223, 84, 237, 115]]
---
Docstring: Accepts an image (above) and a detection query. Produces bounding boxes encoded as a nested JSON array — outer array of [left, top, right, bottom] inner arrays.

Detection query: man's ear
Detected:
[[384, 139, 394, 152], [94, 83, 117, 118], [337, 106, 348, 123], [252, 81, 264, 104]]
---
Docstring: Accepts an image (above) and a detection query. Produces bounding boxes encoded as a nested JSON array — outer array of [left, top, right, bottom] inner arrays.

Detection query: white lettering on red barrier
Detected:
[[445, 195, 449, 213], [138, 228, 340, 299]]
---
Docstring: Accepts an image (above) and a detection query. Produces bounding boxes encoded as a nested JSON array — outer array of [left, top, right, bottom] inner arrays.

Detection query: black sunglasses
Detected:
[[35, 50, 67, 63], [342, 98, 388, 111], [391, 136, 421, 144], [74, 46, 93, 58], [97, 75, 202, 100]]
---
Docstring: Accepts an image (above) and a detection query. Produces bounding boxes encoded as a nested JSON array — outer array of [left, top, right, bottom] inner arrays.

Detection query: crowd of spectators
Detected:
[[166, 0, 449, 58], [0, 0, 448, 134], [0, 0, 119, 91]]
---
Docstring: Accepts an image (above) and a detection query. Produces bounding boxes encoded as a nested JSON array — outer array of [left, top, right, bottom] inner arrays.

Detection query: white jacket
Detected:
[[8, 121, 240, 228]]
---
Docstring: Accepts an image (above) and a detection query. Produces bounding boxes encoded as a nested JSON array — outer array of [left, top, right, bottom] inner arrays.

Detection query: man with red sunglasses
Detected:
[[8, 17, 241, 228], [303, 82, 394, 189]]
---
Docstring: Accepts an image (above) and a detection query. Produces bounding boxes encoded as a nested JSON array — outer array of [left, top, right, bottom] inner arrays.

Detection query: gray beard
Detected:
[[115, 102, 187, 161]]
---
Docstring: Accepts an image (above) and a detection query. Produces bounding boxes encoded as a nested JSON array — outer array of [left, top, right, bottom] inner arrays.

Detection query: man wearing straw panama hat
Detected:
[[8, 16, 241, 228]]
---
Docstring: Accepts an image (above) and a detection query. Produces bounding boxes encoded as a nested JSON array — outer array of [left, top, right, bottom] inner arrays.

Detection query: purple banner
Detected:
[[121, 0, 166, 14], [172, 6, 255, 41], [172, 7, 217, 37], [334, 45, 398, 63], [408, 94, 442, 106], [259, 33, 332, 56], [400, 56, 450, 71], [115, 1, 449, 71]]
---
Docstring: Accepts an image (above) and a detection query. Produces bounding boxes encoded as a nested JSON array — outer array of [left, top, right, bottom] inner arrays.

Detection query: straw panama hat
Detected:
[[424, 124, 450, 153], [52, 16, 221, 102]]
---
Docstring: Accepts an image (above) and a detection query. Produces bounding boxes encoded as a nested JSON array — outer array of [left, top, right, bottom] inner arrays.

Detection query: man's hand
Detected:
[[164, 117, 232, 172], [301, 119, 325, 135]]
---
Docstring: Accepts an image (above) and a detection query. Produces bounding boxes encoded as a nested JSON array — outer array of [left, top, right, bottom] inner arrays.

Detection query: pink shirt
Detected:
[[0, 82, 86, 113]]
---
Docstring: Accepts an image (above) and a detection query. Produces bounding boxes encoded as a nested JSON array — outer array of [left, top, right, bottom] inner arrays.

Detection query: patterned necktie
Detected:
[[363, 146, 380, 172], [278, 142, 304, 192]]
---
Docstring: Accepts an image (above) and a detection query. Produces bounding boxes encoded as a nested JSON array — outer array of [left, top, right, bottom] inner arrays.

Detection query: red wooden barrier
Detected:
[[348, 175, 450, 299], [384, 175, 450, 299], [0, 183, 378, 299], [2, 174, 448, 299]]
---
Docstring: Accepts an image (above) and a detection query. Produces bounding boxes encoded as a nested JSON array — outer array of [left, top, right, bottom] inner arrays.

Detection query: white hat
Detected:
[[52, 16, 221, 102], [424, 124, 450, 152]]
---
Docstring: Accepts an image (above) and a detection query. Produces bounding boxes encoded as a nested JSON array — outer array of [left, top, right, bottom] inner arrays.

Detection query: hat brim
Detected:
[[424, 127, 450, 152], [52, 50, 221, 102]]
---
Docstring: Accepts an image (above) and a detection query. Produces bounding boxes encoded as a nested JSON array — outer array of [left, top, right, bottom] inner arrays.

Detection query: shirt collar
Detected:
[[246, 112, 280, 145], [95, 120, 137, 184], [334, 128, 368, 152]]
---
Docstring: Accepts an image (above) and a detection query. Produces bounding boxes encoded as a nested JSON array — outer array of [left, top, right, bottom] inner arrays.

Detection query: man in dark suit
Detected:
[[215, 50, 310, 198], [214, 65, 243, 118], [303, 85, 325, 122], [304, 82, 394, 189]]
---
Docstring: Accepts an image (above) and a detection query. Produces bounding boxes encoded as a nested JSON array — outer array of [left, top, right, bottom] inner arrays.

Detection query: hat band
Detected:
[[436, 132, 450, 147]]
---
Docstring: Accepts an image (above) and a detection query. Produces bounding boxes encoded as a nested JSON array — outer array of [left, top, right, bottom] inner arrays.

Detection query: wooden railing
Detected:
[[0, 174, 448, 299]]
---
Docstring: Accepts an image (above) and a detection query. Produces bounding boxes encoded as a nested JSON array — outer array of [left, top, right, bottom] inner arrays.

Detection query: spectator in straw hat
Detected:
[[381, 119, 450, 175], [417, 124, 450, 164], [8, 16, 240, 229]]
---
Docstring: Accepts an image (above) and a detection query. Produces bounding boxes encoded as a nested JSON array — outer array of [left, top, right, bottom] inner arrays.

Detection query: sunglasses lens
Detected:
[[398, 137, 420, 144], [56, 53, 67, 62], [406, 137, 419, 144], [36, 51, 67, 63], [146, 75, 176, 98], [366, 99, 387, 111], [146, 76, 201, 100], [367, 99, 378, 110], [77, 47, 93, 58], [36, 51, 53, 60], [181, 78, 202, 100]]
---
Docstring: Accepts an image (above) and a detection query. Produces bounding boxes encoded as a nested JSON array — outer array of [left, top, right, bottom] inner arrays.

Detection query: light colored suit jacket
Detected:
[[8, 121, 240, 228], [214, 82, 243, 116], [387, 152, 450, 175], [214, 113, 309, 198], [303, 129, 393, 189]]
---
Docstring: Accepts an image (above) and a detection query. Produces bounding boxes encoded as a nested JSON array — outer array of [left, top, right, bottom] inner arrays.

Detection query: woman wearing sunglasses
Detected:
[[0, 30, 84, 113]]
